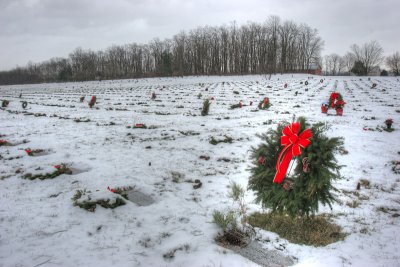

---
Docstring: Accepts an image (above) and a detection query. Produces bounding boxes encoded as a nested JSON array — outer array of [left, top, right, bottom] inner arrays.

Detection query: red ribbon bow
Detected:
[[273, 122, 312, 184], [107, 186, 117, 193]]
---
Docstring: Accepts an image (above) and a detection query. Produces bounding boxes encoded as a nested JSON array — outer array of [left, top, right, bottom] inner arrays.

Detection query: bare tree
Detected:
[[350, 40, 384, 75], [386, 52, 400, 76], [1, 17, 326, 85], [342, 52, 355, 75]]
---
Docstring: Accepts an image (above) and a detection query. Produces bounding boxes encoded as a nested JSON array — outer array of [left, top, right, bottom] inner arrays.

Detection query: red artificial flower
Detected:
[[54, 165, 61, 169], [263, 98, 268, 104], [135, 123, 144, 127], [385, 118, 393, 125], [330, 92, 338, 100], [283, 182, 290, 190], [258, 156, 265, 165], [336, 100, 345, 105], [0, 140, 7, 143], [210, 97, 215, 100], [25, 149, 32, 155], [239, 101, 243, 108]]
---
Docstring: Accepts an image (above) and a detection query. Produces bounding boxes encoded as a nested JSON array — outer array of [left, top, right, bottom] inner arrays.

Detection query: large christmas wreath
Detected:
[[248, 117, 344, 217]]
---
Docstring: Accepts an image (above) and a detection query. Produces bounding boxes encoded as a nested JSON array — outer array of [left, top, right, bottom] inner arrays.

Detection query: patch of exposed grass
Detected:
[[163, 244, 190, 260], [209, 135, 233, 145], [248, 212, 346, 246], [346, 200, 360, 208], [359, 179, 371, 189]]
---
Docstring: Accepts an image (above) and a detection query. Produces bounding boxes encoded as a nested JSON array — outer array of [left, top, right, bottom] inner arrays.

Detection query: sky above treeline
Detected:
[[1, 0, 399, 71]]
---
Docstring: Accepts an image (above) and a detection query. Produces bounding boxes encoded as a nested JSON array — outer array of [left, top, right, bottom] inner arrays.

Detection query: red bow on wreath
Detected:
[[107, 186, 117, 193], [273, 122, 312, 184]]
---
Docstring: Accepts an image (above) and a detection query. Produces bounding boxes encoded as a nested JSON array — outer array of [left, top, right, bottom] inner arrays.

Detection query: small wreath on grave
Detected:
[[22, 101, 28, 109], [257, 97, 271, 110], [0, 140, 10, 146], [209, 135, 233, 145], [132, 123, 147, 129], [229, 101, 243, 109], [24, 148, 45, 156], [320, 79, 324, 83], [305, 81, 309, 86], [248, 117, 344, 217], [72, 189, 126, 212], [2, 100, 10, 108], [22, 164, 72, 180]]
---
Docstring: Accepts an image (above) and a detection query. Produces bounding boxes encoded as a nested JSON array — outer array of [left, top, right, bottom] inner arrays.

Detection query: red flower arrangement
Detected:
[[127, 122, 147, 129], [321, 104, 328, 114], [25, 149, 33, 156], [329, 92, 346, 110], [385, 118, 393, 129], [88, 96, 96, 108]]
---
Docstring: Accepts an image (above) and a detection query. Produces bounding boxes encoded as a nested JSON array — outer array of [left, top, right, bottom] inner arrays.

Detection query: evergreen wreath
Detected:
[[258, 97, 271, 110], [2, 100, 9, 107], [248, 117, 344, 217]]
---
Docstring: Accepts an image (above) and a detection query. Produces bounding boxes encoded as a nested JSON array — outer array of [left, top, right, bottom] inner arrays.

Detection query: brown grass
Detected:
[[248, 212, 346, 246]]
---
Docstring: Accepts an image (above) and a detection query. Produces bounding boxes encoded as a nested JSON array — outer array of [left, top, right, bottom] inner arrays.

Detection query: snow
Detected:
[[1, 74, 400, 267]]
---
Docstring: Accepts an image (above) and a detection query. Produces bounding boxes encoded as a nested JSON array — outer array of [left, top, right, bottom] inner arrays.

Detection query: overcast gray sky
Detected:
[[1, 0, 399, 71]]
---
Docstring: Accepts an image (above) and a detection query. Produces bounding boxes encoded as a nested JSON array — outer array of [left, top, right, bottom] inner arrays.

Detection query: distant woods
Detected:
[[0, 16, 324, 85]]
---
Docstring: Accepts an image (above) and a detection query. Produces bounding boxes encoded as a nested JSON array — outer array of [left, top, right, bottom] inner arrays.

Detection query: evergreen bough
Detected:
[[201, 99, 211, 116], [248, 117, 344, 217]]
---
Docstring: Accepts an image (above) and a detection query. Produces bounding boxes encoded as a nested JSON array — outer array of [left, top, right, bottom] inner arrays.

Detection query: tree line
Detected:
[[0, 16, 324, 85], [324, 41, 399, 76]]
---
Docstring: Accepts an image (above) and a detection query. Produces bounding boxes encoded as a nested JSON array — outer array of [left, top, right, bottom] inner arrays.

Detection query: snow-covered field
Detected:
[[1, 74, 399, 267]]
